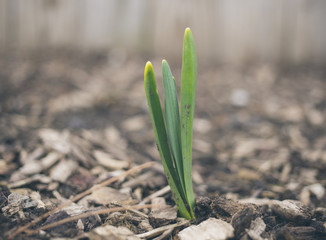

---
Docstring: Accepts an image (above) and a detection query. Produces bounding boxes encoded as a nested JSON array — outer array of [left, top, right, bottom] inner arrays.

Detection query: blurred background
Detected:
[[1, 0, 326, 204], [1, 0, 326, 66]]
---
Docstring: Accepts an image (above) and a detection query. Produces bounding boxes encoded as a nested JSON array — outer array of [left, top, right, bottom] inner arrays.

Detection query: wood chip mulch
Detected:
[[0, 51, 326, 240]]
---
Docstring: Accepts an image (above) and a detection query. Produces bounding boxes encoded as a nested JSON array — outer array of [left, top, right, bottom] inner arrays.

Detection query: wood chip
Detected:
[[86, 187, 131, 205], [8, 174, 51, 188], [238, 168, 261, 181], [231, 207, 255, 236], [233, 138, 278, 159], [149, 198, 177, 228], [193, 118, 212, 134], [211, 196, 246, 221], [271, 199, 312, 223], [289, 127, 308, 149], [122, 170, 166, 189], [93, 150, 129, 170], [50, 159, 78, 182], [122, 116, 146, 132], [20, 147, 44, 165], [178, 218, 234, 240], [193, 139, 212, 154], [280, 106, 304, 122], [105, 126, 128, 149], [39, 129, 71, 154], [277, 226, 320, 240], [151, 197, 167, 211], [300, 183, 325, 205], [2, 192, 37, 217], [40, 151, 61, 170], [246, 217, 267, 240], [0, 160, 16, 175], [89, 225, 140, 240], [138, 186, 171, 205], [19, 159, 43, 175]]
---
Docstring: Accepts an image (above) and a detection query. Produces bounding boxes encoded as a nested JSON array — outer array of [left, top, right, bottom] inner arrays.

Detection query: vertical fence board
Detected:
[[0, 0, 325, 65]]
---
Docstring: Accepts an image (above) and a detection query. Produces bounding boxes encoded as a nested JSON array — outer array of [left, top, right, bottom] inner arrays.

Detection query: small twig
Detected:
[[152, 228, 174, 240], [110, 202, 149, 218], [8, 162, 155, 239], [138, 185, 170, 205], [136, 219, 189, 239], [26, 204, 154, 235]]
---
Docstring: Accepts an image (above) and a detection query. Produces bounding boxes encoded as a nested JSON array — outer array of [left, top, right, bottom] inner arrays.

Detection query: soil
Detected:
[[0, 50, 326, 240]]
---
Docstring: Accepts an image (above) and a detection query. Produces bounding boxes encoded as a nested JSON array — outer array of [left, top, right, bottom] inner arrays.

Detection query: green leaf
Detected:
[[162, 60, 186, 198], [144, 61, 192, 219], [180, 28, 197, 218]]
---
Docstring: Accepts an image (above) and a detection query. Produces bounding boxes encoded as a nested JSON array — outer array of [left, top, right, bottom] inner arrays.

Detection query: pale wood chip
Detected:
[[178, 218, 234, 240], [50, 159, 78, 182], [246, 217, 267, 240], [89, 225, 140, 240], [93, 150, 129, 170], [85, 187, 131, 205]]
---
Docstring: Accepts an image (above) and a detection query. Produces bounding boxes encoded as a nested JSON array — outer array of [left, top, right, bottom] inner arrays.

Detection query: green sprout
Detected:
[[144, 28, 197, 220]]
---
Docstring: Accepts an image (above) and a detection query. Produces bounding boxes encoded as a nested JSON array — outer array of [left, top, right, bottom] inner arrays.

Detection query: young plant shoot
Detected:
[[144, 28, 197, 220]]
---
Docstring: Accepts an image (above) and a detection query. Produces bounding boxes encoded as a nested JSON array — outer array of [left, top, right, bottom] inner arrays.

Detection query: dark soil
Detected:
[[0, 50, 326, 240]]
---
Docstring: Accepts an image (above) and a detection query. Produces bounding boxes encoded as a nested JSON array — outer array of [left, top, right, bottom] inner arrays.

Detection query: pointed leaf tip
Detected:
[[185, 27, 192, 35], [144, 61, 154, 79], [145, 61, 153, 71]]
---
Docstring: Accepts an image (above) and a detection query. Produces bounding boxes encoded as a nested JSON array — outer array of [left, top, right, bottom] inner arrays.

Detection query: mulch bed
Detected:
[[0, 50, 326, 240]]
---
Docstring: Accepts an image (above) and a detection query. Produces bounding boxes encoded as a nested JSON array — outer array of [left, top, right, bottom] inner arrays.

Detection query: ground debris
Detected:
[[106, 212, 145, 234], [275, 226, 325, 240], [271, 199, 312, 224], [85, 187, 131, 205], [1, 52, 326, 239], [148, 198, 177, 228], [88, 225, 141, 240], [231, 207, 256, 237], [2, 192, 38, 217], [50, 159, 79, 182], [178, 218, 234, 240], [43, 210, 80, 237], [246, 217, 268, 240], [137, 219, 189, 239], [93, 150, 129, 170], [210, 195, 251, 221]]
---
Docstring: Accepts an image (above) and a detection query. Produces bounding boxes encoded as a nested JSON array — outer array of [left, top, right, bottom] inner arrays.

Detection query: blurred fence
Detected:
[[1, 0, 326, 65]]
